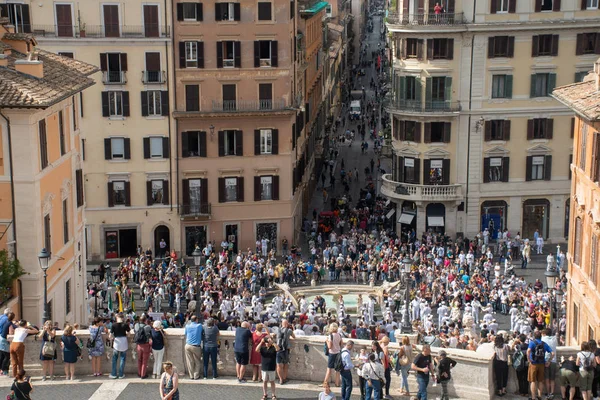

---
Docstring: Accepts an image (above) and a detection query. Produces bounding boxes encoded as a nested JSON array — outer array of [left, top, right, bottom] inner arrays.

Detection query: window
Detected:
[[405, 121, 418, 142], [111, 138, 125, 159], [491, 75, 513, 99], [494, 0, 510, 12], [149, 180, 164, 204], [183, 2, 198, 20], [580, 124, 588, 171], [540, 0, 553, 11], [526, 154, 552, 181], [76, 169, 84, 207], [531, 156, 546, 180], [403, 158, 416, 183], [576, 33, 599, 55], [103, 4, 120, 37], [100, 53, 127, 83], [260, 129, 272, 154], [575, 71, 588, 83], [259, 83, 273, 109], [256, 41, 277, 67], [484, 157, 509, 182], [430, 122, 446, 143], [181, 131, 207, 157], [431, 77, 446, 102], [427, 159, 444, 185], [146, 90, 162, 116], [259, 176, 273, 200], [258, 2, 272, 20], [574, 217, 583, 265], [143, 4, 159, 37], [71, 95, 78, 131], [55, 4, 73, 37], [185, 41, 198, 67], [485, 120, 511, 141], [188, 179, 203, 212], [44, 214, 51, 253], [592, 133, 600, 182], [532, 34, 558, 56], [221, 41, 237, 68], [62, 199, 69, 244], [0, 3, 31, 33], [150, 137, 164, 158], [225, 177, 238, 202], [222, 84, 236, 110], [530, 73, 556, 98], [573, 303, 579, 342], [223, 130, 238, 156], [39, 119, 48, 170], [65, 279, 71, 316], [405, 76, 418, 101], [59, 52, 74, 59], [591, 235, 598, 284], [588, 0, 599, 9], [528, 118, 554, 140], [185, 84, 200, 111], [215, 2, 240, 21], [107, 91, 123, 116], [488, 36, 514, 58], [404, 38, 422, 59], [145, 52, 162, 82], [111, 181, 128, 206], [428, 38, 453, 60]]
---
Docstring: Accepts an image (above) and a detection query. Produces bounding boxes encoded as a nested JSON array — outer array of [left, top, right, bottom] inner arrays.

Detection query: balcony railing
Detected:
[[381, 174, 463, 202], [102, 71, 127, 85], [387, 99, 461, 113], [211, 99, 288, 112], [31, 24, 170, 39], [142, 71, 166, 84], [180, 204, 211, 217], [387, 12, 465, 26]]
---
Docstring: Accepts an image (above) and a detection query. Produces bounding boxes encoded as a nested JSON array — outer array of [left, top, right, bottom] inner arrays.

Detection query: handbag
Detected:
[[86, 327, 102, 349], [42, 341, 56, 358]]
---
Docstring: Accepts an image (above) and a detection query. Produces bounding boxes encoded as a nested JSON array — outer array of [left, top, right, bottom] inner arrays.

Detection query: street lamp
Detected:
[[192, 247, 203, 321], [545, 267, 559, 289], [401, 257, 412, 334], [38, 248, 50, 324], [90, 269, 102, 317]]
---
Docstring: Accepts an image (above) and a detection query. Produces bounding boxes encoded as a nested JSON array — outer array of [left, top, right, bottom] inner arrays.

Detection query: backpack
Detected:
[[581, 352, 594, 372], [334, 349, 348, 372], [134, 325, 149, 344], [533, 340, 546, 364], [324, 334, 332, 356], [357, 328, 370, 340], [512, 349, 527, 371]]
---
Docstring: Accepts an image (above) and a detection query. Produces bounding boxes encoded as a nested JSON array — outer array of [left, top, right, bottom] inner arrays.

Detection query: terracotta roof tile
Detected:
[[553, 79, 600, 122]]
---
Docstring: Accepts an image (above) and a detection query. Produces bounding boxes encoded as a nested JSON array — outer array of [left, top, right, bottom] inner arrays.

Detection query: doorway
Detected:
[[185, 226, 207, 256], [154, 225, 170, 258], [256, 223, 278, 253], [481, 200, 507, 239], [225, 224, 238, 254], [522, 199, 550, 241], [399, 201, 417, 240], [118, 229, 137, 257], [425, 203, 445, 233]]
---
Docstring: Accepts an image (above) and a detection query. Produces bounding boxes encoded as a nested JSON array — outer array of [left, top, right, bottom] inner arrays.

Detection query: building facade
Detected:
[[553, 60, 600, 345], [172, 0, 327, 255], [0, 24, 96, 324], [385, 0, 600, 242], [11, 0, 178, 261]]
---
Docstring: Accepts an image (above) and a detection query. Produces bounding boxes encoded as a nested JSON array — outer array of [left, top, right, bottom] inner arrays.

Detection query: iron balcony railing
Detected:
[[102, 71, 127, 85], [387, 99, 461, 113], [212, 99, 288, 112], [180, 204, 211, 217], [31, 24, 170, 39], [142, 71, 166, 84], [387, 12, 465, 26]]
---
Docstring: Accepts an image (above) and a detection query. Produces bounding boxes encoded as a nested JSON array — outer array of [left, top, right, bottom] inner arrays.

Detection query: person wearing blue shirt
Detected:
[[184, 316, 204, 380], [233, 321, 253, 383], [0, 309, 13, 376], [527, 331, 554, 400], [340, 341, 355, 400]]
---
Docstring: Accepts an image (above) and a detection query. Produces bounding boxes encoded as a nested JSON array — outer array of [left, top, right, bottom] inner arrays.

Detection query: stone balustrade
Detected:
[[381, 174, 463, 202]]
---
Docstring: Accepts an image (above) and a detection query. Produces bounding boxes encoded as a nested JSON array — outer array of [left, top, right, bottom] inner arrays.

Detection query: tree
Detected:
[[0, 250, 25, 305]]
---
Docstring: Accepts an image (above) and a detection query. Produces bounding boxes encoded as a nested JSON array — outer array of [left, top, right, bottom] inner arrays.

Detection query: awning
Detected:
[[398, 213, 415, 224], [386, 209, 396, 219], [427, 216, 445, 227]]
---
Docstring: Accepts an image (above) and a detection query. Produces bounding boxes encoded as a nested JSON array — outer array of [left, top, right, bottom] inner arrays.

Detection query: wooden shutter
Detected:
[[507, 37, 515, 57], [272, 129, 279, 154], [122, 91, 130, 116], [527, 119, 534, 140], [423, 159, 431, 185], [530, 74, 538, 98], [424, 123, 431, 143], [271, 41, 278, 67], [124, 138, 131, 159], [535, 0, 542, 12], [100, 53, 107, 71], [506, 75, 513, 99], [551, 35, 559, 56], [397, 120, 405, 141], [484, 121, 492, 141], [553, 0, 561, 11], [576, 34, 584, 55], [415, 122, 422, 142], [199, 131, 207, 157], [272, 176, 280, 200], [503, 120, 511, 141], [426, 39, 433, 60], [582, 0, 588, 9], [502, 157, 510, 182], [101, 92, 109, 117], [403, 0, 409, 14], [235, 130, 243, 156], [254, 41, 260, 67], [124, 181, 131, 206], [234, 41, 241, 68], [483, 158, 491, 183], [425, 77, 432, 104], [546, 118, 554, 139], [443, 123, 451, 143], [488, 37, 496, 58], [141, 91, 148, 116], [163, 180, 169, 205], [162, 137, 170, 158], [446, 39, 454, 60], [143, 137, 150, 159], [179, 42, 186, 68], [218, 131, 225, 156], [508, 0, 516, 13], [196, 3, 203, 20], [418, 0, 424, 13], [143, 5, 159, 37], [56, 4, 73, 37], [147, 181, 153, 205], [197, 42, 204, 68], [254, 176, 261, 201], [532, 36, 539, 57], [254, 130, 261, 155], [237, 177, 244, 201], [417, 40, 424, 60], [413, 159, 421, 184], [571, 117, 575, 138], [215, 3, 222, 20], [544, 155, 552, 180], [181, 132, 189, 157], [21, 4, 31, 32], [120, 53, 128, 71], [444, 77, 452, 102], [182, 179, 190, 206], [200, 179, 208, 205], [396, 156, 404, 182], [176, 3, 184, 20], [217, 41, 223, 68], [526, 156, 533, 181], [442, 159, 450, 185], [107, 182, 114, 207], [104, 138, 112, 159], [234, 3, 241, 20], [491, 0, 497, 13], [218, 178, 225, 202], [161, 91, 169, 116]]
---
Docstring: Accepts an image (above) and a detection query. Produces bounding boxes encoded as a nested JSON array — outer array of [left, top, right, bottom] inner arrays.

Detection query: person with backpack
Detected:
[[133, 316, 153, 379], [324, 323, 344, 387], [576, 341, 597, 400], [559, 355, 579, 400], [527, 330, 555, 400], [337, 341, 355, 400], [275, 319, 295, 385], [511, 334, 530, 397], [435, 350, 457, 400]]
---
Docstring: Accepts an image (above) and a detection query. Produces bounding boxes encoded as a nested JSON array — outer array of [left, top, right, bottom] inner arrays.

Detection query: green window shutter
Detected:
[[425, 77, 433, 104], [399, 76, 406, 100], [530, 74, 537, 98], [444, 77, 452, 102], [547, 73, 557, 94], [505, 75, 513, 99], [575, 72, 583, 83], [415, 78, 422, 102]]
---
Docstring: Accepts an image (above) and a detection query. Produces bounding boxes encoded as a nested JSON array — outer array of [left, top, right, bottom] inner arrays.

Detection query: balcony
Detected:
[[142, 71, 166, 84], [387, 12, 465, 26], [180, 204, 211, 219], [212, 99, 288, 112], [31, 24, 170, 39], [381, 174, 463, 202], [102, 71, 127, 85], [386, 99, 461, 114]]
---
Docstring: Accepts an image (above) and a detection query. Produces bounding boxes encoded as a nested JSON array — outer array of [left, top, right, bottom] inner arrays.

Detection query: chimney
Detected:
[[14, 53, 43, 78]]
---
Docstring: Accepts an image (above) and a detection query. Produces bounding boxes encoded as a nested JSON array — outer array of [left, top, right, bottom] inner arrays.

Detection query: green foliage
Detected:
[[0, 250, 25, 303], [390, 0, 397, 10]]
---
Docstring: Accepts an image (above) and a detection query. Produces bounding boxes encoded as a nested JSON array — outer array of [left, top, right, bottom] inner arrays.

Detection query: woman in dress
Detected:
[[159, 361, 179, 400], [60, 325, 82, 380], [88, 317, 105, 376], [151, 320, 166, 379], [250, 323, 268, 382], [38, 320, 56, 380]]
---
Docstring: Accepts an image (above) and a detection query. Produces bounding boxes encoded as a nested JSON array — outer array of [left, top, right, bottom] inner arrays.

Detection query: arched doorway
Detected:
[[481, 200, 507, 239], [426, 203, 445, 233], [154, 225, 170, 258], [522, 199, 550, 241]]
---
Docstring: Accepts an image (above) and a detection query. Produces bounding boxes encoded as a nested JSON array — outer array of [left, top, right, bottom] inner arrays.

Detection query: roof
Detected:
[[2, 32, 36, 45], [552, 75, 600, 122], [329, 40, 341, 58], [327, 22, 344, 33], [0, 33, 98, 108], [300, 1, 328, 15]]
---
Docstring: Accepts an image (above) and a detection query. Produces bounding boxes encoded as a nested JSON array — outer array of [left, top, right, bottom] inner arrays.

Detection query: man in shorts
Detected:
[[257, 336, 278, 399], [274, 320, 295, 385], [233, 321, 252, 383], [527, 330, 555, 400]]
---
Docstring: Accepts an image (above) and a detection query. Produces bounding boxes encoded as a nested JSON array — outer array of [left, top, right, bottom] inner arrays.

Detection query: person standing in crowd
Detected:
[[511, 334, 530, 397], [493, 334, 510, 397], [319, 381, 337, 400], [151, 320, 166, 379], [251, 323, 269, 382], [275, 319, 294, 385], [10, 320, 38, 378], [436, 350, 457, 400], [39, 320, 57, 381], [379, 337, 392, 399], [542, 328, 558, 399], [339, 340, 354, 400], [527, 330, 554, 400], [591, 339, 600, 400], [203, 318, 220, 379], [411, 344, 434, 400], [134, 316, 153, 379], [559, 355, 579, 400], [61, 325, 82, 380], [88, 317, 106, 377], [184, 315, 203, 380], [0, 309, 13, 377], [576, 341, 597, 400], [234, 321, 253, 383], [398, 336, 414, 396], [256, 335, 278, 400], [159, 361, 179, 400], [325, 322, 344, 387], [10, 369, 32, 400], [109, 313, 131, 379], [362, 353, 385, 400]]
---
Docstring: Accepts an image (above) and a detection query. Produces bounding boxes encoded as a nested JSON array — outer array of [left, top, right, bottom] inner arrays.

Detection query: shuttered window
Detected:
[[574, 217, 583, 266]]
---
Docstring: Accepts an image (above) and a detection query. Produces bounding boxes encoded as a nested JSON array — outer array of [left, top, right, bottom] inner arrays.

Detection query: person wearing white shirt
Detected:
[[536, 235, 544, 254], [362, 353, 385, 400]]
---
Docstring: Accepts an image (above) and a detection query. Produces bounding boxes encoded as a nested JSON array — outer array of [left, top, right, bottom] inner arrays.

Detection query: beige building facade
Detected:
[[14, 0, 178, 261], [385, 0, 600, 242]]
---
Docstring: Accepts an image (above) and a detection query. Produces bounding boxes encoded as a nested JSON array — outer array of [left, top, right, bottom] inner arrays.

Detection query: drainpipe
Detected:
[[0, 110, 22, 317], [465, 0, 476, 215], [165, 0, 173, 212], [169, 0, 181, 246]]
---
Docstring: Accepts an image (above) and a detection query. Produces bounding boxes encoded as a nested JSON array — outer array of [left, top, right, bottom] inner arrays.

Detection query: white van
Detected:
[[350, 100, 361, 119]]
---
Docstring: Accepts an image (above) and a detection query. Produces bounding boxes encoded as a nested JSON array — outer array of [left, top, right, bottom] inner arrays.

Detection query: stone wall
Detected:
[[14, 330, 577, 400]]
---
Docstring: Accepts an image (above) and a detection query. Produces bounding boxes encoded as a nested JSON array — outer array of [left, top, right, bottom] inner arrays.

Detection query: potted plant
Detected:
[[79, 23, 86, 38]]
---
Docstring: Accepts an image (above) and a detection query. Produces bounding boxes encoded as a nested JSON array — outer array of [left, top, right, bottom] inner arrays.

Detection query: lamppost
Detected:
[[401, 257, 412, 333], [37, 248, 50, 324], [192, 247, 203, 321], [90, 269, 102, 317], [545, 266, 560, 333]]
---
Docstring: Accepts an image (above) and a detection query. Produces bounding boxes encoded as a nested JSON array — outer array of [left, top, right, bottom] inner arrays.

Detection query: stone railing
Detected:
[[387, 12, 465, 26], [11, 330, 579, 400], [381, 174, 463, 201]]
